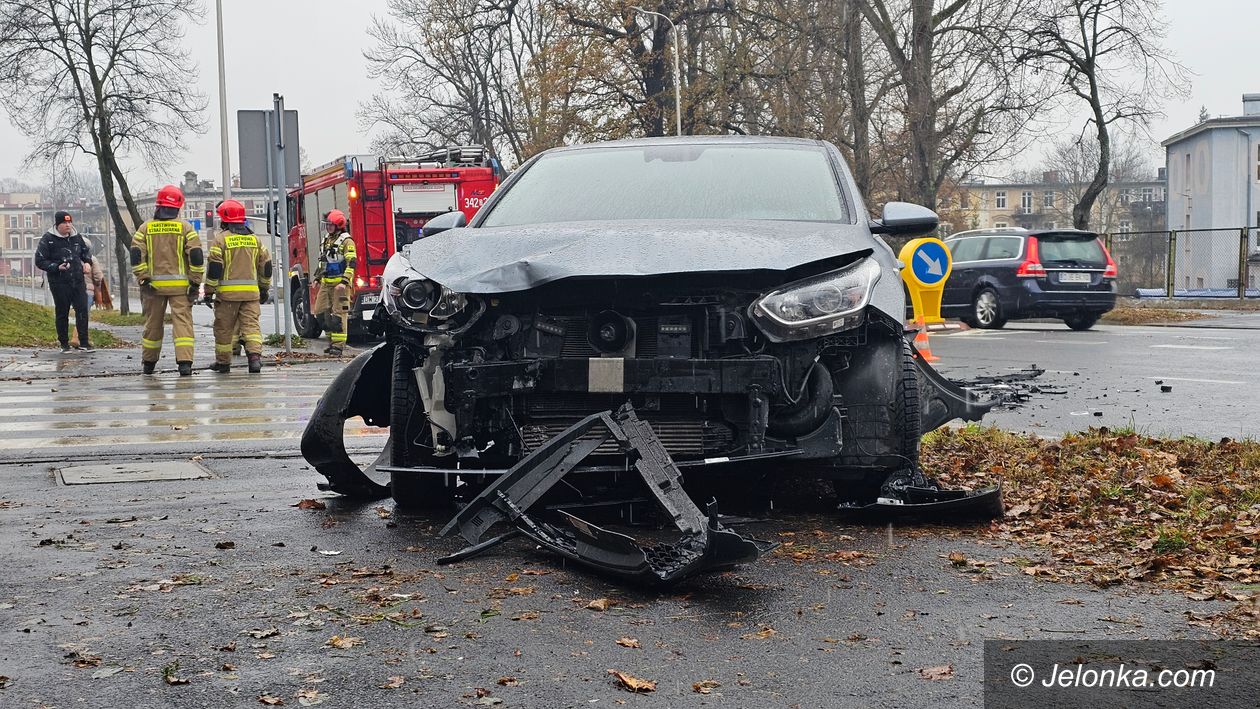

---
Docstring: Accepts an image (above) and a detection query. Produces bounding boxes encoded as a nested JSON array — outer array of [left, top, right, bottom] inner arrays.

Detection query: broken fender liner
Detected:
[[300, 344, 393, 499], [910, 339, 998, 432], [438, 404, 776, 585]]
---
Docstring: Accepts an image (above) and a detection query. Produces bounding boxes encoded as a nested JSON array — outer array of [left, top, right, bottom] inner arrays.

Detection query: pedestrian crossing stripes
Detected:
[[0, 366, 383, 455]]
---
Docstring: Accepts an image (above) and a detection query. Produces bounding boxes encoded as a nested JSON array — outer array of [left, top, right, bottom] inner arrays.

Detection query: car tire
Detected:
[[970, 288, 1006, 329], [292, 284, 322, 340], [1063, 314, 1099, 331], [389, 345, 453, 509], [832, 339, 921, 503]]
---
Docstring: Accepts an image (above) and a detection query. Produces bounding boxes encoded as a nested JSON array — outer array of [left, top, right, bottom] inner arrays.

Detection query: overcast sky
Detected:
[[0, 0, 1255, 191]]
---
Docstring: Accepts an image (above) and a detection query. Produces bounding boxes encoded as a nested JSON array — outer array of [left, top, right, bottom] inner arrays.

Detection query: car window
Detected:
[[480, 144, 849, 226], [947, 237, 984, 262], [984, 236, 1022, 260], [1039, 235, 1105, 265]]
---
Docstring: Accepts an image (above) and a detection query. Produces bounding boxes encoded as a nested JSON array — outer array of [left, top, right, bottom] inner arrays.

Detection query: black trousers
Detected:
[[50, 279, 90, 347]]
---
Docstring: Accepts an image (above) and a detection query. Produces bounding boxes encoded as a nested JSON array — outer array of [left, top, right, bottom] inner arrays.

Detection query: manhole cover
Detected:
[[57, 461, 212, 485]]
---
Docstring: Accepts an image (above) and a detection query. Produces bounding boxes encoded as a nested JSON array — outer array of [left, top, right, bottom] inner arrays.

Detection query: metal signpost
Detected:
[[899, 237, 952, 325], [238, 100, 300, 353]]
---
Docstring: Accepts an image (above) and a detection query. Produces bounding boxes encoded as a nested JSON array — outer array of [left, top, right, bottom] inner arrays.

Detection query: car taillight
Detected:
[[356, 277, 366, 288], [1099, 240, 1118, 279], [1016, 236, 1045, 277]]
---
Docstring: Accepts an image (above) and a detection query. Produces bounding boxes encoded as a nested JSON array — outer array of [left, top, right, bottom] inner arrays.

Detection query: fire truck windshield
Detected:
[[479, 143, 849, 227]]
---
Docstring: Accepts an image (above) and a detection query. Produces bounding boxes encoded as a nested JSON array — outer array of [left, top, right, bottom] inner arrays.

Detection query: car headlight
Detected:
[[380, 252, 480, 332], [749, 258, 882, 342]]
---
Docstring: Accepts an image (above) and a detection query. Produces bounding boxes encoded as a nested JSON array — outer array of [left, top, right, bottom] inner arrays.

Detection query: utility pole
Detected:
[[631, 6, 682, 137], [273, 94, 292, 353], [216, 0, 232, 200]]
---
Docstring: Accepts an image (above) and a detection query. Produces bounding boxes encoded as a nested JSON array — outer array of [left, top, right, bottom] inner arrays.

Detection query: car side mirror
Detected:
[[420, 210, 467, 238], [869, 202, 939, 237]]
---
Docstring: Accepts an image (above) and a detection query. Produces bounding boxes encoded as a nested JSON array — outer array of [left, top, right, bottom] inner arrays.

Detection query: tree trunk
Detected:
[[843, 1, 872, 197], [1074, 100, 1110, 230]]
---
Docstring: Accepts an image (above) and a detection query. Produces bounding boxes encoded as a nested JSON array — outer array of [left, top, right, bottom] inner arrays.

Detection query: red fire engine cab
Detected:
[[286, 146, 499, 339]]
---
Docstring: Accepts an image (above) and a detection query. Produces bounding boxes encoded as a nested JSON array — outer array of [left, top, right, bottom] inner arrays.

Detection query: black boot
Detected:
[[328, 345, 343, 357], [177, 361, 193, 377], [142, 361, 156, 375], [247, 353, 262, 374], [211, 362, 231, 373]]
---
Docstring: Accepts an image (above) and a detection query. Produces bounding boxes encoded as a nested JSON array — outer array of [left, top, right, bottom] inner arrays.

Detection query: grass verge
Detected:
[[0, 295, 120, 348], [89, 310, 147, 327]]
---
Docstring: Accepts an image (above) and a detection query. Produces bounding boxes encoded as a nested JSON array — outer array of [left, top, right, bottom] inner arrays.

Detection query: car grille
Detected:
[[555, 315, 662, 357], [519, 418, 735, 459]]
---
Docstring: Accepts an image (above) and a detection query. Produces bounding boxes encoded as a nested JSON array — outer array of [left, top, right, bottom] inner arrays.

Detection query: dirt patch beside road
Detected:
[[923, 425, 1259, 636], [1101, 306, 1213, 325]]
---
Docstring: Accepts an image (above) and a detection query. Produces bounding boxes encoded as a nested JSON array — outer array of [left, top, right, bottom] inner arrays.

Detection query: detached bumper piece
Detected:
[[838, 467, 1004, 522], [438, 403, 776, 585], [910, 339, 998, 432], [300, 344, 393, 499]]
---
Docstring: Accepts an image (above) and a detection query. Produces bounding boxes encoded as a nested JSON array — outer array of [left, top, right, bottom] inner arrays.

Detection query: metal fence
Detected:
[[1102, 227, 1259, 299]]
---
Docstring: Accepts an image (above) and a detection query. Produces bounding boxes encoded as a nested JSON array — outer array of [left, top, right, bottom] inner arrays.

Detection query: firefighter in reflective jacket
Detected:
[[205, 200, 272, 374], [131, 184, 204, 376], [313, 209, 355, 356]]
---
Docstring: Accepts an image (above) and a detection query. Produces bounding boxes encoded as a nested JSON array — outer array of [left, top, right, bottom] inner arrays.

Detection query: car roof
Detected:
[[946, 227, 1099, 240], [540, 135, 829, 154]]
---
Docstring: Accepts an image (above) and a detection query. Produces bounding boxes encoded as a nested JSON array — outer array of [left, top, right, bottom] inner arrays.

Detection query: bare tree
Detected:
[[1020, 0, 1187, 229], [0, 0, 207, 313], [857, 0, 1049, 209]]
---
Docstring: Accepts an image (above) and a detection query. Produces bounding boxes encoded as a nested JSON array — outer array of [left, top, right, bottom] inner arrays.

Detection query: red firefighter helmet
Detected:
[[155, 184, 185, 209], [217, 199, 246, 224], [325, 209, 347, 230]]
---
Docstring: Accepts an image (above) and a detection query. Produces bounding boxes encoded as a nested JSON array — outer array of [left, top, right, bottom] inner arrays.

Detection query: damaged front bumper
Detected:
[[437, 403, 776, 585]]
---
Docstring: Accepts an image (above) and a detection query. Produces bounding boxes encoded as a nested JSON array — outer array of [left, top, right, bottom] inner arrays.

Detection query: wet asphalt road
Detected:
[[0, 456, 1224, 708], [0, 319, 1254, 707], [928, 320, 1260, 439]]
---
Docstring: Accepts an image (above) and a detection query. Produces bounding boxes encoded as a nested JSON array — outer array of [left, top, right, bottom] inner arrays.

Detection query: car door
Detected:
[[942, 237, 985, 310], [977, 235, 1024, 310]]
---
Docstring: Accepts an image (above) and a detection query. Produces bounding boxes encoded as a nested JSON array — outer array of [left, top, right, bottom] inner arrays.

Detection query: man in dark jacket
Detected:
[[34, 211, 95, 353]]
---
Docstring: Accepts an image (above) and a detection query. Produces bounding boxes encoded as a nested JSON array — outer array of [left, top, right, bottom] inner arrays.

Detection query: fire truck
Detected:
[[286, 146, 499, 340]]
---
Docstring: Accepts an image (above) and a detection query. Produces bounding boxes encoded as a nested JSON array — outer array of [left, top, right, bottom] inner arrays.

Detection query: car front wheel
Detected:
[[971, 288, 1006, 329], [1064, 314, 1100, 331]]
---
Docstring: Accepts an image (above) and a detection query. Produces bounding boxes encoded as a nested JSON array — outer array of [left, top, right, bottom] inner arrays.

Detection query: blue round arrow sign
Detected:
[[910, 240, 949, 286]]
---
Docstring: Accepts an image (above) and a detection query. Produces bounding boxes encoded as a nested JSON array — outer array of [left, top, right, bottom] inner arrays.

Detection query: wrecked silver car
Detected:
[[301, 137, 998, 580]]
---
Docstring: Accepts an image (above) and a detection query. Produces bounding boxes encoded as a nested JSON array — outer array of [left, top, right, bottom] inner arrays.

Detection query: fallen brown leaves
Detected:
[[608, 669, 656, 693], [1101, 307, 1211, 325], [615, 637, 640, 648], [925, 426, 1259, 636], [693, 679, 721, 694], [919, 664, 954, 680], [293, 499, 326, 511]]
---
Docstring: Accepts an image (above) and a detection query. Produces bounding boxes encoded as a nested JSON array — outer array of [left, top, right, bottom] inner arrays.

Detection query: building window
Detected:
[[22, 215, 32, 228], [1119, 189, 1130, 205], [25, 235, 34, 249], [1119, 220, 1132, 233], [995, 191, 1007, 209], [1020, 191, 1033, 214], [1048, 222, 1057, 230], [994, 222, 1008, 228], [1255, 145, 1260, 181], [1141, 187, 1153, 202], [8, 235, 17, 250], [1043, 190, 1054, 207], [6, 216, 14, 228]]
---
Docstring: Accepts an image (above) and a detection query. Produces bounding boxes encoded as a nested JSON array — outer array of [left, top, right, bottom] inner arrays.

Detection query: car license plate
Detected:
[[1059, 272, 1091, 284], [360, 293, 382, 305]]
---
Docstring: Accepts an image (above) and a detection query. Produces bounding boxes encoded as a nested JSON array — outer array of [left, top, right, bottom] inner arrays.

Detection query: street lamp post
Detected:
[[216, 0, 232, 200], [630, 6, 682, 137]]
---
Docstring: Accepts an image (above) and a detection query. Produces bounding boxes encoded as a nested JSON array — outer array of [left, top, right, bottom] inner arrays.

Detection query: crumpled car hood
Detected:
[[405, 219, 879, 294]]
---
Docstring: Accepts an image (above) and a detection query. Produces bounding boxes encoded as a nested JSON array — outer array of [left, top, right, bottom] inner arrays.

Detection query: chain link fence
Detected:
[[1103, 227, 1259, 299]]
